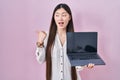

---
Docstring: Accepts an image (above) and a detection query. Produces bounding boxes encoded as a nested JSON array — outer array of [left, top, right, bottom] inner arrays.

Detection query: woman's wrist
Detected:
[[36, 41, 44, 48]]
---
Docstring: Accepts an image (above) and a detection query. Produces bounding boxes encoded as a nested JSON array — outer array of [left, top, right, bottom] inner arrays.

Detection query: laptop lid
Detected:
[[67, 32, 97, 54]]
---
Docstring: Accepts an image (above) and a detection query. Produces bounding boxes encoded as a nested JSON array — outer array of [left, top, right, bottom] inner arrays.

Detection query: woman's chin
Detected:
[[58, 25, 66, 29]]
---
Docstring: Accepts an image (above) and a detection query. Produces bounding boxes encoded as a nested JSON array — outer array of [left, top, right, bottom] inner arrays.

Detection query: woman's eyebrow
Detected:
[[55, 12, 67, 14], [62, 12, 67, 14], [55, 12, 60, 14]]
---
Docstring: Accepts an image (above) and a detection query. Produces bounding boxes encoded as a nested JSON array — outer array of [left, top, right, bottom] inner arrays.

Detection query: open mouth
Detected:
[[58, 22, 64, 25]]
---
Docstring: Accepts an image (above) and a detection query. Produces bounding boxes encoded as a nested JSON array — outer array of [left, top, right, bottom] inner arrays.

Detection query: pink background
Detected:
[[0, 0, 120, 80]]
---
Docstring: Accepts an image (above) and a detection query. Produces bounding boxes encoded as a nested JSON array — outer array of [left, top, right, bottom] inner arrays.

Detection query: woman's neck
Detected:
[[57, 28, 66, 36], [57, 29, 66, 46]]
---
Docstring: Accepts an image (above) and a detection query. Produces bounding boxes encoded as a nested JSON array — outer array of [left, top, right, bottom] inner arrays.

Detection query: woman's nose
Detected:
[[59, 15, 63, 20]]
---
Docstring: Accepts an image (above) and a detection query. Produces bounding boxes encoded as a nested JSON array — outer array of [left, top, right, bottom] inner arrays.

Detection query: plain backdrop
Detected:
[[0, 0, 120, 80]]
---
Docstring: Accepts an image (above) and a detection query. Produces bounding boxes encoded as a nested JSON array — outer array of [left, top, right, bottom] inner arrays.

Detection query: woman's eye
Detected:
[[62, 15, 67, 17], [55, 15, 59, 17]]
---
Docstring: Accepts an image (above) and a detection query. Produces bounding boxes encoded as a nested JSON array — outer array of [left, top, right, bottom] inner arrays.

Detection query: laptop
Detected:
[[67, 32, 105, 66]]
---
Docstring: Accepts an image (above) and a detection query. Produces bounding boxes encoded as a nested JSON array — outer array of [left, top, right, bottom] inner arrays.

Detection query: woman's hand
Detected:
[[36, 31, 47, 43], [36, 31, 47, 48], [84, 63, 95, 69], [76, 63, 94, 71]]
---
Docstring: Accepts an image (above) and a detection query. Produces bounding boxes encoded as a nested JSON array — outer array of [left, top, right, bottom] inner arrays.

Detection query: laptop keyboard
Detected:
[[68, 54, 100, 60]]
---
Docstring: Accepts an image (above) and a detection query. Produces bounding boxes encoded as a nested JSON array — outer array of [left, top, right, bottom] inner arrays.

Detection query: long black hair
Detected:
[[46, 3, 77, 80]]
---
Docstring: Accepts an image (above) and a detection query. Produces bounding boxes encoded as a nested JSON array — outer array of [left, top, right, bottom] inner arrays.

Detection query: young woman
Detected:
[[36, 3, 94, 80]]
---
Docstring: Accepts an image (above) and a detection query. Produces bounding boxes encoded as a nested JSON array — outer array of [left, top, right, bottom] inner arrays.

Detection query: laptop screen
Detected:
[[67, 32, 97, 54]]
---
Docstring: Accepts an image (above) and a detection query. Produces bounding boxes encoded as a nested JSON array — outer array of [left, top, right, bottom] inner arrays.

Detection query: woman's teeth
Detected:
[[58, 22, 64, 24]]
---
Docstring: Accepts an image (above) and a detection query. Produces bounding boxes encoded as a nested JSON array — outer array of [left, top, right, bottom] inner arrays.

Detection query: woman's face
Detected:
[[54, 8, 71, 30]]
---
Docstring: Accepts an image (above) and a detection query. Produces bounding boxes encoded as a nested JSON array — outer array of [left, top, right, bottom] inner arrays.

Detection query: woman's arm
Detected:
[[35, 31, 48, 64], [76, 66, 85, 71], [76, 63, 95, 71], [36, 47, 46, 64]]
